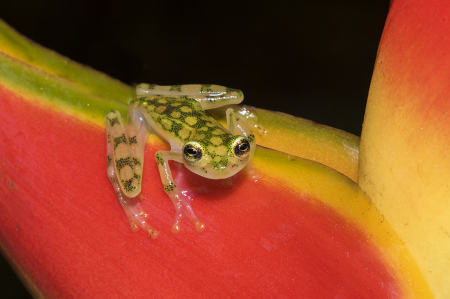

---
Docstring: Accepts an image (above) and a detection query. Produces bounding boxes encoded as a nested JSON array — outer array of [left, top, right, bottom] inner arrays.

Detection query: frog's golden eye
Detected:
[[183, 142, 203, 163], [232, 137, 250, 158]]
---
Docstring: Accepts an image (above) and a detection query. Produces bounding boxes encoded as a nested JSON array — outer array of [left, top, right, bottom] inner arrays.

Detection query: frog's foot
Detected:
[[117, 195, 159, 239], [116, 191, 159, 239], [170, 192, 205, 234]]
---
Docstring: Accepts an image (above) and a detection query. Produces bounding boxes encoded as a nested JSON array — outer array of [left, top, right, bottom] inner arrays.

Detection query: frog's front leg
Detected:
[[226, 108, 258, 178], [155, 151, 205, 234], [106, 110, 159, 239]]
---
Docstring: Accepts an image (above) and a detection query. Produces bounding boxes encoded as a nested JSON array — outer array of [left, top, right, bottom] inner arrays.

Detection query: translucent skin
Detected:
[[105, 84, 255, 238]]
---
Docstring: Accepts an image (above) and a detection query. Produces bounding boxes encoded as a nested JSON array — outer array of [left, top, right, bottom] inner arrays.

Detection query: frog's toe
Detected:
[[118, 194, 159, 239], [194, 221, 205, 233], [148, 229, 159, 239], [171, 222, 181, 234]]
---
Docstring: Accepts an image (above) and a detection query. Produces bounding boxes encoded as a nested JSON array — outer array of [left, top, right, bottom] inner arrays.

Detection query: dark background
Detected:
[[0, 1, 389, 298]]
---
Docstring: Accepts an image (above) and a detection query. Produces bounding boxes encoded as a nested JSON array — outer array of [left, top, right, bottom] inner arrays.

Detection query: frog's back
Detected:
[[133, 95, 230, 147]]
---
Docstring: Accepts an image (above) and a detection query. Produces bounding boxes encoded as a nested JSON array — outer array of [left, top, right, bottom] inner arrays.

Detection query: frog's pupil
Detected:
[[239, 143, 249, 151], [187, 148, 197, 156]]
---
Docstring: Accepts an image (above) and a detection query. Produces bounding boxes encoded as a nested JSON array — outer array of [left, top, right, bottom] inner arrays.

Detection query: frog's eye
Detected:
[[232, 137, 251, 158], [183, 142, 203, 163]]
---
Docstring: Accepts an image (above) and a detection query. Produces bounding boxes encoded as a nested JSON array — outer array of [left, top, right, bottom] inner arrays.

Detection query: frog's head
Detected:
[[181, 135, 253, 179]]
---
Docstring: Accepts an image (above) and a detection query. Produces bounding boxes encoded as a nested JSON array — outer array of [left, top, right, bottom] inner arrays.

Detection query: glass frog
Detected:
[[105, 84, 256, 239]]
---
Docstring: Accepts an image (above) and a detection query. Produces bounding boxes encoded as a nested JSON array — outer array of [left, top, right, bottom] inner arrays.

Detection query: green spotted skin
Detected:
[[132, 95, 253, 177], [106, 113, 142, 194]]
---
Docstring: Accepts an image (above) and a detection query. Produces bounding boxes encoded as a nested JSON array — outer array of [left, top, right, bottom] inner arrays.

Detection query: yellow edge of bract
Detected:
[[214, 109, 359, 182], [254, 128, 359, 182], [251, 109, 360, 182], [253, 150, 434, 299]]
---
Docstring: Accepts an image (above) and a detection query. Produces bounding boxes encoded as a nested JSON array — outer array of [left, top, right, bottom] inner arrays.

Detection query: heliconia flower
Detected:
[[0, 8, 436, 298], [359, 0, 450, 298]]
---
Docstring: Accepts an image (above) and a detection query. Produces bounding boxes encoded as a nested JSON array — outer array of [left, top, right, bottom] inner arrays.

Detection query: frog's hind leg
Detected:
[[154, 150, 205, 234], [136, 83, 244, 109], [106, 110, 159, 239]]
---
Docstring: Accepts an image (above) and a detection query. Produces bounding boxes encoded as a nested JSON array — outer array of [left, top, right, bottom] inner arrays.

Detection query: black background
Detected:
[[0, 1, 389, 298]]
